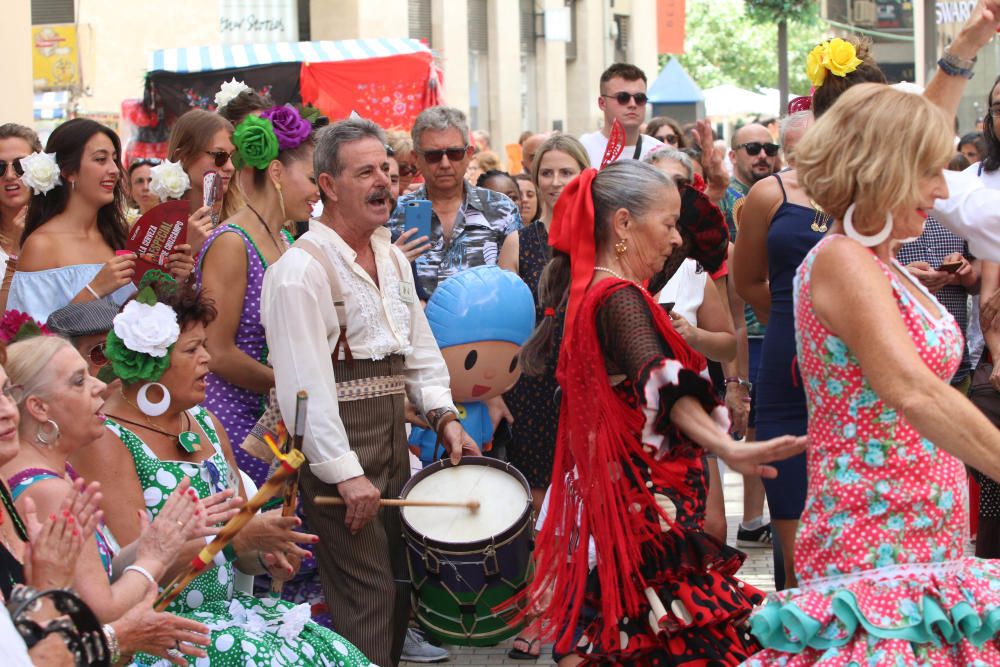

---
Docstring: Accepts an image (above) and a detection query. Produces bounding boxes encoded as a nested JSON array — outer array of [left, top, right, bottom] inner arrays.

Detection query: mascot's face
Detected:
[[441, 340, 522, 403]]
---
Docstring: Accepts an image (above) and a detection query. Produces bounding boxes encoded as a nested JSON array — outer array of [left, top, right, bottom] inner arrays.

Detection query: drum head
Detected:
[[402, 458, 529, 545]]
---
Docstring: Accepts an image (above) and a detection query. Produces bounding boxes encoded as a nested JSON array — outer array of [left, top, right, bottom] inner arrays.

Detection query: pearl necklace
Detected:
[[594, 266, 650, 295]]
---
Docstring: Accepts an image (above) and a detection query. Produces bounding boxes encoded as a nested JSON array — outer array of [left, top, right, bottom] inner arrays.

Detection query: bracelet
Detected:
[[434, 410, 460, 437], [123, 564, 157, 589], [938, 50, 976, 79], [103, 623, 121, 664], [724, 377, 752, 391], [84, 283, 100, 300]]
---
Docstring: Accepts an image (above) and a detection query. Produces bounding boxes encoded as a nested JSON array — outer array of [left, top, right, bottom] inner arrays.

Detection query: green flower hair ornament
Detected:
[[103, 286, 180, 385], [232, 115, 280, 170]]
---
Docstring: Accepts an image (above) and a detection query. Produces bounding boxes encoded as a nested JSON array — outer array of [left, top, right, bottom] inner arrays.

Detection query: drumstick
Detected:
[[314, 496, 480, 511]]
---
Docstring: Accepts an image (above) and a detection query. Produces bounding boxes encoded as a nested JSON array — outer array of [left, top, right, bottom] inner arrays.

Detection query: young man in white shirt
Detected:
[[579, 63, 664, 167]]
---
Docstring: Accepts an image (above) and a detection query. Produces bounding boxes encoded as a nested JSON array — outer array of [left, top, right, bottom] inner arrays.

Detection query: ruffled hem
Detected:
[[749, 557, 1000, 658]]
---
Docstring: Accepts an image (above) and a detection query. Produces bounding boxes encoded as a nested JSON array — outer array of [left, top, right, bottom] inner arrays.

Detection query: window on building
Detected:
[[468, 0, 490, 132], [614, 14, 630, 63], [32, 0, 74, 24], [298, 0, 311, 41], [566, 0, 577, 61], [409, 0, 433, 45]]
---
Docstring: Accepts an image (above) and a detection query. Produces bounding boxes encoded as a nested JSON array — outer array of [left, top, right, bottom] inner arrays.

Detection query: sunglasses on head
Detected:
[[89, 342, 108, 368], [0, 159, 26, 179], [738, 142, 780, 157], [602, 92, 648, 106], [419, 146, 469, 164], [130, 158, 161, 168], [398, 164, 419, 177], [657, 133, 679, 146], [205, 150, 233, 168]]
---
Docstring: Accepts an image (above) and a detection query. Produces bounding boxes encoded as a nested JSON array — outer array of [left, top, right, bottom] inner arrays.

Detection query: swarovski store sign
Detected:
[[219, 0, 298, 43]]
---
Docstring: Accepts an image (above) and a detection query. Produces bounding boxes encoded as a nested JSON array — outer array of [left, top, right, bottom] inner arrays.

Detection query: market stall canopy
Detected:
[[646, 57, 704, 124], [143, 37, 441, 127], [703, 84, 777, 118], [647, 58, 703, 104]]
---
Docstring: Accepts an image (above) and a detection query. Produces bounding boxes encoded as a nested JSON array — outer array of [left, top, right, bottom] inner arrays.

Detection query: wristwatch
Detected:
[[938, 50, 976, 79], [724, 377, 752, 392]]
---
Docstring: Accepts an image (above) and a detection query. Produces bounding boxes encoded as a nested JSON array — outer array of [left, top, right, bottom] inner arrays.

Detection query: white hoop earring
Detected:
[[843, 203, 893, 248], [36, 419, 60, 446], [136, 383, 171, 417]]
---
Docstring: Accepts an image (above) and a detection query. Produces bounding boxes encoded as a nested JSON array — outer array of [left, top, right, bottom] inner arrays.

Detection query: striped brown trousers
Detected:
[[300, 355, 411, 666]]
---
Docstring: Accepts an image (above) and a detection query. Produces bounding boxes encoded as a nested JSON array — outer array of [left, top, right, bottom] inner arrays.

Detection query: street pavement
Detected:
[[402, 467, 775, 666]]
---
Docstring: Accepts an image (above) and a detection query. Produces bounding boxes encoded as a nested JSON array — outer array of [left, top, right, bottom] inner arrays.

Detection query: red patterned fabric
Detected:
[[299, 52, 441, 128], [527, 279, 707, 652], [600, 119, 627, 169], [547, 168, 598, 347]]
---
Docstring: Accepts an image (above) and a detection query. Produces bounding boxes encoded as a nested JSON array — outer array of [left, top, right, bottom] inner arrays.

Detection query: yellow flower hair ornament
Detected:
[[807, 38, 863, 88]]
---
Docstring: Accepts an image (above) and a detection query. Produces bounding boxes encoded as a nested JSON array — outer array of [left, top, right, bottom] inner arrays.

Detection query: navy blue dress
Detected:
[[756, 173, 825, 520]]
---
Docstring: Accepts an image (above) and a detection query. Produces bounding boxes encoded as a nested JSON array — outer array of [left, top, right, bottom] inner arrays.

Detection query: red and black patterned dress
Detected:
[[530, 279, 763, 666]]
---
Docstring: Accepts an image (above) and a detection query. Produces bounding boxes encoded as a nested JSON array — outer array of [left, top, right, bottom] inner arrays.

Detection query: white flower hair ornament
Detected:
[[18, 152, 62, 195], [215, 78, 252, 110], [104, 285, 181, 387], [149, 159, 190, 201]]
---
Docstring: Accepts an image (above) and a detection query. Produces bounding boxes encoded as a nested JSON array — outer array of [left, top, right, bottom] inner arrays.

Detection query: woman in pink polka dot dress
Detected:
[[744, 85, 1000, 665]]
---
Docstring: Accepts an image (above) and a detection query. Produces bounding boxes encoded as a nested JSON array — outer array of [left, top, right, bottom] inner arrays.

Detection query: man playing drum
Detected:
[[262, 118, 480, 667]]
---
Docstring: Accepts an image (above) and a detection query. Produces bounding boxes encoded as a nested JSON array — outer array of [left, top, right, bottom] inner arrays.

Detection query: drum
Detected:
[[400, 456, 533, 646]]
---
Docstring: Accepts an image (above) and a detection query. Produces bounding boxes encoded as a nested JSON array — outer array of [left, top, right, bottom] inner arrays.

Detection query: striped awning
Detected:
[[147, 38, 432, 74], [34, 91, 70, 120]]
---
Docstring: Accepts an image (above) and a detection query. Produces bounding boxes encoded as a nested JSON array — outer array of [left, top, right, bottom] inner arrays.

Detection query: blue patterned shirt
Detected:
[[388, 184, 522, 297]]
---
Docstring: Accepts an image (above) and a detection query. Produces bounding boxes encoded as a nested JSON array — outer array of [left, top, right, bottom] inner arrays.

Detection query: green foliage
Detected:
[[666, 0, 827, 96], [745, 0, 819, 24]]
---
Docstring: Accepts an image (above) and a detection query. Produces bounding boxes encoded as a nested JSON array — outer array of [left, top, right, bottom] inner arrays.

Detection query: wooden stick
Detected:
[[270, 391, 308, 597], [314, 496, 480, 511], [154, 450, 305, 612]]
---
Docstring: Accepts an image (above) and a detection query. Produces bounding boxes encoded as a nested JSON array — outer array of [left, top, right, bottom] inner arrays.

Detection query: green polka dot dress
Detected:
[[107, 407, 373, 667]]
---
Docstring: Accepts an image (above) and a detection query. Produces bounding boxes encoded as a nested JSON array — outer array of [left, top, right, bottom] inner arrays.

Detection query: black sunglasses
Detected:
[[656, 133, 679, 146], [398, 164, 419, 177], [418, 146, 469, 164], [0, 159, 26, 179], [738, 142, 780, 157], [205, 150, 233, 168], [602, 92, 648, 106]]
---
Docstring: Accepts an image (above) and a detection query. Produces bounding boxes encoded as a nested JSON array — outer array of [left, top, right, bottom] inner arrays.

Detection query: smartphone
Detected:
[[403, 199, 432, 241], [203, 171, 223, 227], [939, 260, 963, 273]]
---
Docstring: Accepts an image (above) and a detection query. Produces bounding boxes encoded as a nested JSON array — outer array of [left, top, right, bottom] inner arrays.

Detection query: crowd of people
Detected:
[[8, 1, 1000, 666]]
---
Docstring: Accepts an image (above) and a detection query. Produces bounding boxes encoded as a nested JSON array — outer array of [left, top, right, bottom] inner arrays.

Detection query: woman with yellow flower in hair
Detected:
[[733, 36, 885, 594]]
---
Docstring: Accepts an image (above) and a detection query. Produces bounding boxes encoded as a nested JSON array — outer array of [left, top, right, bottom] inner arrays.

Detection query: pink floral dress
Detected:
[[745, 235, 1000, 665]]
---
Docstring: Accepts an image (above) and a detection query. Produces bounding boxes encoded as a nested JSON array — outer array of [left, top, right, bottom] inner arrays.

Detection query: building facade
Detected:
[[22, 0, 659, 153]]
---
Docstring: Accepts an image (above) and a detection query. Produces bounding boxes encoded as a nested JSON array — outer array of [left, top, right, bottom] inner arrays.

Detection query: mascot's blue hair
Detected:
[[423, 265, 535, 347]]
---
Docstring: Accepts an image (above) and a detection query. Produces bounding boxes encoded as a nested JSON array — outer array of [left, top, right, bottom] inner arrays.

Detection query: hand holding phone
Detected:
[[939, 260, 963, 273], [203, 172, 223, 228], [403, 200, 432, 242]]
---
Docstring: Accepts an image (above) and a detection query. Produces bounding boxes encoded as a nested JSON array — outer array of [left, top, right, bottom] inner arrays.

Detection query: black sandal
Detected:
[[507, 636, 541, 660]]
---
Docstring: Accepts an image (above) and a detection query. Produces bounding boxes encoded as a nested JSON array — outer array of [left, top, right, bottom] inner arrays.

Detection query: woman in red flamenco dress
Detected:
[[516, 160, 806, 666]]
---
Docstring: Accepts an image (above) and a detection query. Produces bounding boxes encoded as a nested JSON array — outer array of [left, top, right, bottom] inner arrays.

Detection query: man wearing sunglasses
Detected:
[[388, 106, 522, 297], [579, 63, 664, 168], [720, 123, 780, 240]]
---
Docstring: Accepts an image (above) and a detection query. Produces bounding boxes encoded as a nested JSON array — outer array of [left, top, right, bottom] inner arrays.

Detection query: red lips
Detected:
[[471, 384, 491, 397]]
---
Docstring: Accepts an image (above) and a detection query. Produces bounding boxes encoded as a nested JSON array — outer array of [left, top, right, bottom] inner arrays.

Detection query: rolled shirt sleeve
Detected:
[[933, 168, 1000, 263], [261, 248, 364, 485]]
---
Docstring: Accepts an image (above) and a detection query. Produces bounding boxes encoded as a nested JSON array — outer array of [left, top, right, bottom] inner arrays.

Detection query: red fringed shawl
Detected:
[[524, 278, 708, 654]]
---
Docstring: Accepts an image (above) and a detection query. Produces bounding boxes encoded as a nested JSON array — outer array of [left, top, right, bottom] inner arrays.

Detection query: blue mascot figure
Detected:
[[410, 265, 535, 466]]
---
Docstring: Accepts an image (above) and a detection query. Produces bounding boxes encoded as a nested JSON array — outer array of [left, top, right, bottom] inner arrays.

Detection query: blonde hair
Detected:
[[6, 336, 73, 408], [473, 150, 502, 172], [531, 135, 589, 185], [796, 84, 953, 232], [386, 130, 414, 160]]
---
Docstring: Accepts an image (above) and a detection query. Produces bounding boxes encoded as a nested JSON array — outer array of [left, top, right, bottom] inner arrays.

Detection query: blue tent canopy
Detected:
[[647, 57, 703, 105]]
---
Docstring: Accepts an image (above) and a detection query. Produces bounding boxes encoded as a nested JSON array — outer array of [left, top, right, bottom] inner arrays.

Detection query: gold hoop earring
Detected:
[[615, 238, 628, 256]]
